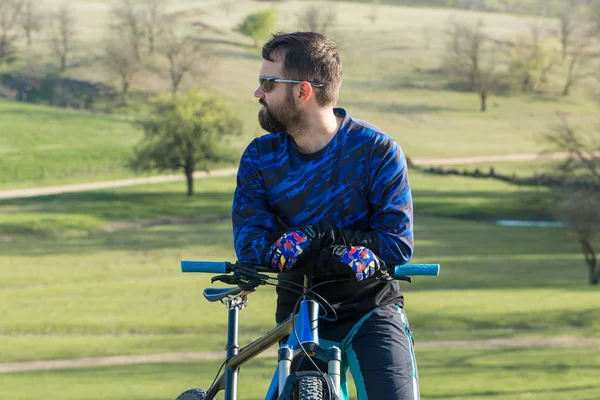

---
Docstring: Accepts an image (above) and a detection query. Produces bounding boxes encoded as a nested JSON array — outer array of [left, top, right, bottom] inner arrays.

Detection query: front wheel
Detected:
[[297, 377, 324, 400], [176, 388, 209, 400]]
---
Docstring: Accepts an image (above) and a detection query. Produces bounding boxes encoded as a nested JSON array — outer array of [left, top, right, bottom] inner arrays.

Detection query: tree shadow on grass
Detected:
[[412, 188, 553, 221], [0, 219, 234, 257], [2, 190, 234, 220]]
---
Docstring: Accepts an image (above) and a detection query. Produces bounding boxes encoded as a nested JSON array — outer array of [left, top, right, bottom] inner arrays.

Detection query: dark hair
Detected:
[[262, 32, 342, 107]]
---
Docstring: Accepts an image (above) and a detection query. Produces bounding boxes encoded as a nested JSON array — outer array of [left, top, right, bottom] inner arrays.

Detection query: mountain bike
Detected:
[[175, 260, 440, 400]]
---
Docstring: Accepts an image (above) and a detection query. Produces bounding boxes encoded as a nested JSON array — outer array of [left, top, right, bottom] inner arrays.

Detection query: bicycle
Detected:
[[175, 260, 440, 400]]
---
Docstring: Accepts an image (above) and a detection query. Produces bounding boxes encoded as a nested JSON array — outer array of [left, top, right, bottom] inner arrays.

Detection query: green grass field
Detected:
[[2, 346, 600, 399], [1, 173, 598, 366], [1, 1, 599, 399], [0, 100, 145, 189]]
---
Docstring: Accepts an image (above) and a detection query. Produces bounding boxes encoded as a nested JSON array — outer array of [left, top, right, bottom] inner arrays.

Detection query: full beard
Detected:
[[258, 105, 287, 133], [258, 88, 302, 134]]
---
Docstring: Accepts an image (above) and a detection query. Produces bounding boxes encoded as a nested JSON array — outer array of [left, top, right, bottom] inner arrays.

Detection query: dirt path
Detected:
[[2, 336, 599, 374], [0, 168, 238, 200], [0, 153, 572, 201]]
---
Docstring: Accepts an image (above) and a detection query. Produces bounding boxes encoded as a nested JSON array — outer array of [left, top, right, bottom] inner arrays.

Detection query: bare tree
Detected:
[[104, 31, 140, 105], [110, 0, 145, 62], [554, 0, 581, 60], [444, 19, 501, 112], [0, 0, 24, 63], [368, 0, 380, 25], [143, 0, 166, 54], [297, 2, 337, 35], [160, 27, 202, 95], [21, 0, 41, 45], [445, 19, 484, 91], [591, 0, 600, 37], [561, 34, 596, 96], [544, 115, 600, 285], [49, 3, 75, 72]]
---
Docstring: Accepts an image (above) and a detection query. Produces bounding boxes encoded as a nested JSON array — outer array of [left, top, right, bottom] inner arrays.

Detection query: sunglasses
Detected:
[[258, 76, 325, 93]]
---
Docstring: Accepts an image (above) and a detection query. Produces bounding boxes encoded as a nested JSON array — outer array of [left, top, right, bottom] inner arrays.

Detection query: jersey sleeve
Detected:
[[232, 140, 281, 264], [366, 137, 414, 265]]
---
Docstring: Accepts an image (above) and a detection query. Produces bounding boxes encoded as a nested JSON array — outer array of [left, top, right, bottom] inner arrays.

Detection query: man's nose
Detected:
[[254, 87, 264, 98]]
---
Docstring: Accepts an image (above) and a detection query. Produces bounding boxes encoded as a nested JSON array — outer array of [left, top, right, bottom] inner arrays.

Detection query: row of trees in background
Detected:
[[444, 0, 600, 111], [0, 0, 347, 106], [104, 0, 203, 104], [0, 0, 205, 105]]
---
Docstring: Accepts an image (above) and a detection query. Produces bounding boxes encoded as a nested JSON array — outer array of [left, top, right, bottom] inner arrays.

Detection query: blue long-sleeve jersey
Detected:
[[232, 108, 414, 325]]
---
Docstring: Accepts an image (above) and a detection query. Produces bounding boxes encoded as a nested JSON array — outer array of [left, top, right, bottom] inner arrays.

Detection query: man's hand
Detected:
[[265, 226, 316, 271], [333, 246, 384, 281]]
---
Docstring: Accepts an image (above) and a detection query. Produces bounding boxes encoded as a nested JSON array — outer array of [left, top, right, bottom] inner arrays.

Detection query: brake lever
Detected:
[[211, 274, 238, 285], [236, 263, 270, 282], [394, 275, 412, 283], [211, 263, 270, 291]]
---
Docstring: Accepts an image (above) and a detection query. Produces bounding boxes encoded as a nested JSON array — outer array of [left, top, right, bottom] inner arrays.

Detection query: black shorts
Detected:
[[299, 304, 420, 400]]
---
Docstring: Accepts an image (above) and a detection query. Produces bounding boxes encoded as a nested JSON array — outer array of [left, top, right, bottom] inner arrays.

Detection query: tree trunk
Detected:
[[580, 238, 599, 285], [185, 168, 194, 196], [148, 34, 155, 54], [121, 79, 129, 106], [60, 55, 66, 72], [562, 80, 572, 96], [26, 30, 32, 45], [479, 91, 487, 112]]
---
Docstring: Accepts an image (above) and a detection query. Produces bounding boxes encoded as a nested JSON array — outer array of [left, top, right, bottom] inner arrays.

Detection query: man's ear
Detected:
[[296, 81, 313, 105]]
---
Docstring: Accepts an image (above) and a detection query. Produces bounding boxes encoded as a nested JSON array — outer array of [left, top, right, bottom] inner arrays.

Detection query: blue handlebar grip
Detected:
[[181, 261, 228, 273], [393, 264, 440, 277]]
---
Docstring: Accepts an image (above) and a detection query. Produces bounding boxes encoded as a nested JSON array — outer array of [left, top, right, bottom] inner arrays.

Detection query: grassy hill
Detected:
[[2, 1, 599, 189], [0, 100, 144, 189]]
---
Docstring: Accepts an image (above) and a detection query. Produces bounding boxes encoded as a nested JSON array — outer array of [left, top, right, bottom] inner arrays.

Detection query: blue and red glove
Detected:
[[333, 246, 383, 281], [265, 226, 317, 271]]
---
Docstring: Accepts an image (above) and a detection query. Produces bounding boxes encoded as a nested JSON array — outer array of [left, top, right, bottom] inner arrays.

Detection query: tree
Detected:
[[20, 0, 41, 46], [543, 115, 600, 285], [49, 3, 75, 72], [553, 0, 581, 60], [130, 91, 243, 196], [160, 26, 201, 95], [110, 0, 145, 61], [0, 0, 24, 64], [143, 0, 166, 54], [508, 24, 560, 92], [591, 0, 600, 37], [368, 0, 380, 25], [561, 34, 595, 96], [445, 19, 485, 91], [234, 8, 277, 47], [104, 30, 141, 106], [444, 19, 501, 112], [297, 3, 337, 35]]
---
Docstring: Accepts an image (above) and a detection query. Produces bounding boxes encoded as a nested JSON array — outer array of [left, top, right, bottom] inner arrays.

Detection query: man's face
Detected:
[[254, 58, 301, 134]]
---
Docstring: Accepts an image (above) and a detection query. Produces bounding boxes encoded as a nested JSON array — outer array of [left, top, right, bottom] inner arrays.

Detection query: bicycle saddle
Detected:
[[203, 287, 244, 302]]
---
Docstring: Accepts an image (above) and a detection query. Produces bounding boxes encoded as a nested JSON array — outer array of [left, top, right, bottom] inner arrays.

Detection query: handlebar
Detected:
[[180, 260, 440, 278]]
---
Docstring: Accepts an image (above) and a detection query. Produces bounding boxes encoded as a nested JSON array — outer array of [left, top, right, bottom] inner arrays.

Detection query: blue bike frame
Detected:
[[180, 261, 440, 400]]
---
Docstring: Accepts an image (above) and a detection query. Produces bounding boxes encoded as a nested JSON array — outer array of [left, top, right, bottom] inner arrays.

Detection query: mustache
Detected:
[[259, 99, 267, 107]]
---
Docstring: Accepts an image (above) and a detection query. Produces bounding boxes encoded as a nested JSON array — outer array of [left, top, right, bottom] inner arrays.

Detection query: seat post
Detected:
[[224, 296, 244, 400]]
